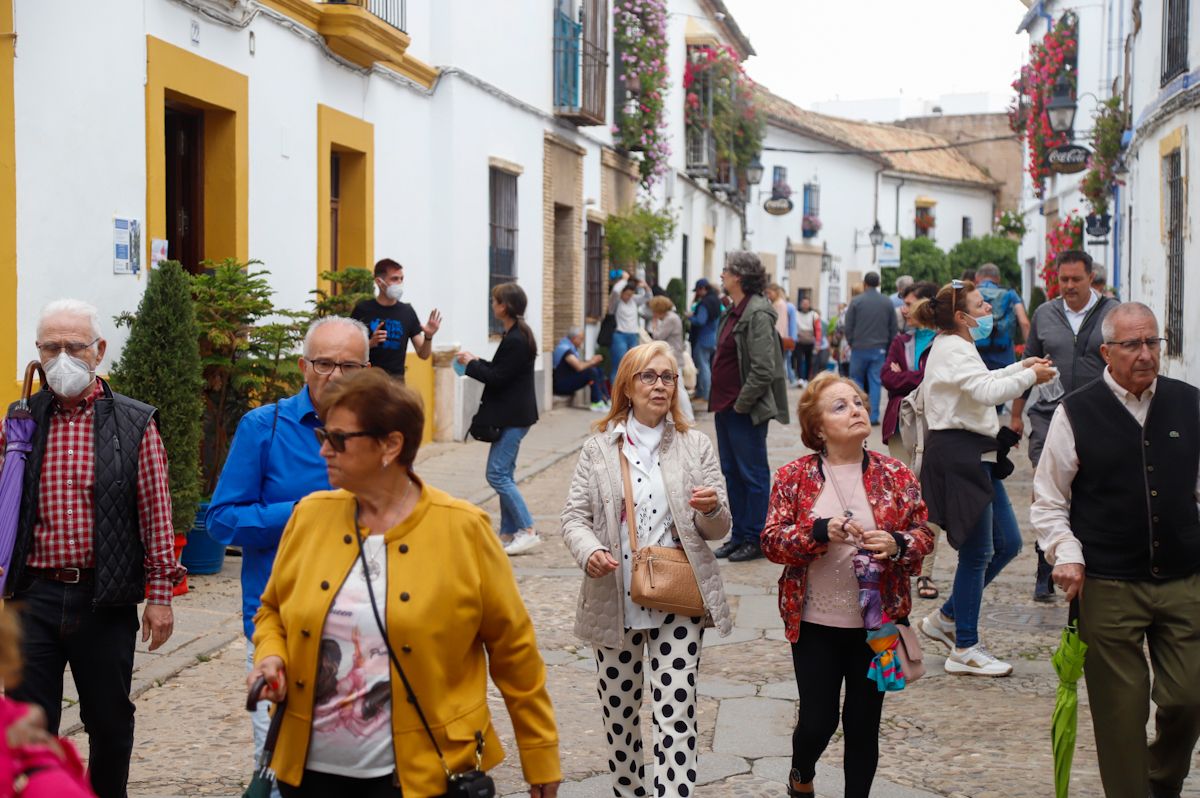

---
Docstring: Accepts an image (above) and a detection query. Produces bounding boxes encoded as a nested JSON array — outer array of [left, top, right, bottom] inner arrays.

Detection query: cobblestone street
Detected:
[[69, 398, 1200, 797]]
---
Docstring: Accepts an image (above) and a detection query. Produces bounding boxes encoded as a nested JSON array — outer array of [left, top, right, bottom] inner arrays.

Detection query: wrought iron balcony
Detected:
[[320, 0, 406, 33], [553, 1, 607, 126]]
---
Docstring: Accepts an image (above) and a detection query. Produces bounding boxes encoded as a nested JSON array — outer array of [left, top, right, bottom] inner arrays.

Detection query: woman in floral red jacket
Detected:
[[761, 373, 932, 798]]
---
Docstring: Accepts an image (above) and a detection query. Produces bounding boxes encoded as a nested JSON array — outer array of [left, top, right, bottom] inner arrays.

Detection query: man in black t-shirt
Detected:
[[350, 258, 442, 380]]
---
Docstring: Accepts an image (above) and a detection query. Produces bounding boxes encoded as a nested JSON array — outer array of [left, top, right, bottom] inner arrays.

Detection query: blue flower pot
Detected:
[[180, 502, 226, 575]]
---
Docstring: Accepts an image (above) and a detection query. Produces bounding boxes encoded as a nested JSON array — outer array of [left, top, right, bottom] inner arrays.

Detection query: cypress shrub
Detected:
[[110, 261, 203, 535]]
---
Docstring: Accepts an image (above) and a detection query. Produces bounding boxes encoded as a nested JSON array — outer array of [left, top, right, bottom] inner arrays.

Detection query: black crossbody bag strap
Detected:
[[353, 504, 484, 775]]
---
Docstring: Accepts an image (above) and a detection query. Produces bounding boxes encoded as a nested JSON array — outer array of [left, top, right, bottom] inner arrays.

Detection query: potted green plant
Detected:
[[605, 201, 677, 273], [110, 260, 203, 592]]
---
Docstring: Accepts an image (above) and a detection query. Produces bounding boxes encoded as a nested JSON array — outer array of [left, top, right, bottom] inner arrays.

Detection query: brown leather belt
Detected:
[[25, 567, 94, 584]]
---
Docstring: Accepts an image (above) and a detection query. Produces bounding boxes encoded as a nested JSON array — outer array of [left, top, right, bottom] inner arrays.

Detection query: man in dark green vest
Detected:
[[1031, 302, 1200, 798]]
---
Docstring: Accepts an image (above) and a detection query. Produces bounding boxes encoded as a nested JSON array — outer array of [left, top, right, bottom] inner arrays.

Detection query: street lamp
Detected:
[[745, 155, 765, 187], [820, 242, 833, 273], [868, 221, 885, 247], [1046, 75, 1077, 135]]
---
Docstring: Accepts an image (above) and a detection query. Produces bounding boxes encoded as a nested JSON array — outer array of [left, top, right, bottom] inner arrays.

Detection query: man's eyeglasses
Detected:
[[314, 428, 379, 452], [36, 338, 100, 357], [637, 370, 677, 386], [305, 358, 368, 376], [1105, 337, 1165, 353]]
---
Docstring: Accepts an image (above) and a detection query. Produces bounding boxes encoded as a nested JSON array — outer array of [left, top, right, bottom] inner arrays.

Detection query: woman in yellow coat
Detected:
[[249, 369, 561, 797]]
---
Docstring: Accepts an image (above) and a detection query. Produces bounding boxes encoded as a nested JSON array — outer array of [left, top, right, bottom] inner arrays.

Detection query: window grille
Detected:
[[489, 168, 519, 336], [962, 216, 973, 240], [1165, 149, 1184, 356], [1161, 0, 1190, 85], [554, 0, 607, 124], [585, 221, 605, 319]]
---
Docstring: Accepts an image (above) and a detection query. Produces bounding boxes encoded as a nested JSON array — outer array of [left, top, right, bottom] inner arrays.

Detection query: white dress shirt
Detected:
[[1031, 368, 1200, 566], [1062, 289, 1100, 335]]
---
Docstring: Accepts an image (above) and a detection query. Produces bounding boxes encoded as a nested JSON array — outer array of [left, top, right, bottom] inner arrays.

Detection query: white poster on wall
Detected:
[[113, 217, 141, 275], [878, 235, 901, 268]]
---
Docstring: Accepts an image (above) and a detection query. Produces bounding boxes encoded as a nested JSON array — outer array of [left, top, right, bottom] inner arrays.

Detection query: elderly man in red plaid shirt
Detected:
[[1, 298, 182, 798]]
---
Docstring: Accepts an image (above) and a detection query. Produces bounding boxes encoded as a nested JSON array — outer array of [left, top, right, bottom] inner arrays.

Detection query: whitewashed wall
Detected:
[[1121, 0, 1199, 384]]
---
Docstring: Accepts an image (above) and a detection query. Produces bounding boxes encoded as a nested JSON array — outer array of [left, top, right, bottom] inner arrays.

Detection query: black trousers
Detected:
[[9, 577, 138, 798], [793, 342, 815, 380], [279, 771, 402, 797], [791, 622, 885, 798]]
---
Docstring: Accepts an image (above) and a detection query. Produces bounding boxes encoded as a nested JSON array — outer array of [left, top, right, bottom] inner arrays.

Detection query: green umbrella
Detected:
[[1050, 602, 1088, 798]]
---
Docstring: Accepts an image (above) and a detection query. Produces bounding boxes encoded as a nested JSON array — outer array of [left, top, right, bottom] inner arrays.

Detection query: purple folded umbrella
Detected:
[[0, 363, 46, 596]]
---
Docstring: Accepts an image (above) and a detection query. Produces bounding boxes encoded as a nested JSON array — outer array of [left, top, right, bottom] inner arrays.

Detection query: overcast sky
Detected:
[[722, 0, 1030, 108]]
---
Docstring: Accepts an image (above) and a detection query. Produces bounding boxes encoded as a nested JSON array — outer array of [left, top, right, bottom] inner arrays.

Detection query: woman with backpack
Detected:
[[912, 280, 1055, 677]]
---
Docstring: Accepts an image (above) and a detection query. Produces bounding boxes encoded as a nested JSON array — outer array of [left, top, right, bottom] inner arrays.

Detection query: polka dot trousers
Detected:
[[593, 614, 705, 798]]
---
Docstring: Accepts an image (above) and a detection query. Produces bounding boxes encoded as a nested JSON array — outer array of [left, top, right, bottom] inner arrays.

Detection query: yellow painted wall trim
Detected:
[[683, 18, 720, 49], [1158, 126, 1187, 243], [914, 195, 937, 208], [145, 36, 249, 266], [316, 104, 374, 290], [488, 156, 524, 176], [404, 353, 434, 444], [0, 0, 15, 405], [317, 4, 412, 70], [258, 0, 323, 28], [381, 54, 439, 89]]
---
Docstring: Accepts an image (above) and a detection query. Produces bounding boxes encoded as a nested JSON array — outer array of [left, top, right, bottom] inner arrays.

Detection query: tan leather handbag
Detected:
[[619, 441, 705, 617]]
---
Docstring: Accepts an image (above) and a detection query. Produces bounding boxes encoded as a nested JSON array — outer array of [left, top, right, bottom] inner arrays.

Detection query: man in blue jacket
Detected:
[[206, 315, 370, 778]]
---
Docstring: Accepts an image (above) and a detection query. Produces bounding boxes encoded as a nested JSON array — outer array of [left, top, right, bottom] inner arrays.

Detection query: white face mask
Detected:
[[385, 283, 404, 302], [44, 351, 95, 399]]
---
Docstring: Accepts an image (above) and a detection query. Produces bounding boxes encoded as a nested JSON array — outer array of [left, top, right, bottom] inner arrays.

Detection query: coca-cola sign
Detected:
[[1048, 144, 1091, 174]]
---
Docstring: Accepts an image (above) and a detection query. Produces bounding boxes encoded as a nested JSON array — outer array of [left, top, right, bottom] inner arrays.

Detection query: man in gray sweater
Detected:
[[1011, 250, 1118, 600], [844, 271, 897, 425]]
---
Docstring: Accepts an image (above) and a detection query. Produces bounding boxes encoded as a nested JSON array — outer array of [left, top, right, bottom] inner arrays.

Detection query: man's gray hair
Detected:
[[895, 275, 914, 293], [725, 251, 767, 295], [1101, 302, 1154, 342], [1091, 264, 1108, 285], [303, 316, 370, 359], [37, 299, 102, 339], [976, 263, 1002, 281], [566, 326, 583, 339]]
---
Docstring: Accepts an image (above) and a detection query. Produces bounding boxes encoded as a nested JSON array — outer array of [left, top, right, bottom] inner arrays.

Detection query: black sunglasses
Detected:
[[315, 428, 379, 452]]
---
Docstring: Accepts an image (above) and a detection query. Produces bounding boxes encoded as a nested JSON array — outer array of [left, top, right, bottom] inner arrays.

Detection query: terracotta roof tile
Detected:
[[757, 88, 999, 189]]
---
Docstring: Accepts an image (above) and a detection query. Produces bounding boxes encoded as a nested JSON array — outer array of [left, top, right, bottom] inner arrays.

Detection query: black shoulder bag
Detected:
[[354, 506, 496, 798]]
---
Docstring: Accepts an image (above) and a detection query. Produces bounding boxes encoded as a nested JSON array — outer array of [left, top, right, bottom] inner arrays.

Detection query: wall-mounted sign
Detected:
[[1048, 144, 1090, 174], [878, 235, 901, 268], [763, 197, 794, 216]]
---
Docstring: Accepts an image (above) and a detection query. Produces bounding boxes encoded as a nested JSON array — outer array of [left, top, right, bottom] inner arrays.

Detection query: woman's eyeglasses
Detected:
[[314, 428, 379, 452], [637, 370, 677, 386]]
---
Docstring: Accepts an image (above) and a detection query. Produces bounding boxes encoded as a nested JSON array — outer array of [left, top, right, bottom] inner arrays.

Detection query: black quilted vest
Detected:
[[1062, 375, 1200, 580], [7, 380, 158, 605]]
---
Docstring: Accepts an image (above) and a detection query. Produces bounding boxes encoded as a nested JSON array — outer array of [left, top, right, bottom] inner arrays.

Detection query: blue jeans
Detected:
[[610, 331, 641, 385], [692, 342, 715, 400], [715, 410, 771, 545], [487, 426, 534, 535], [940, 462, 1023, 649], [849, 347, 887, 423]]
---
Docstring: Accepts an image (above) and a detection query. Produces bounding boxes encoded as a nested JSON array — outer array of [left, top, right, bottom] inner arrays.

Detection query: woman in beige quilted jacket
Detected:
[[561, 341, 732, 798]]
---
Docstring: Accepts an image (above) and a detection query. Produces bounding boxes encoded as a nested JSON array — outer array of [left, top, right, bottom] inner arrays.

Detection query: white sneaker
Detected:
[[504, 529, 542, 556], [919, 610, 957, 650], [944, 644, 1013, 677], [589, 400, 610, 413]]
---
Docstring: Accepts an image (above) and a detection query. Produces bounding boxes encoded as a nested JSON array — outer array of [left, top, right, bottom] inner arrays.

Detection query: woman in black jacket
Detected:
[[457, 282, 541, 555]]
